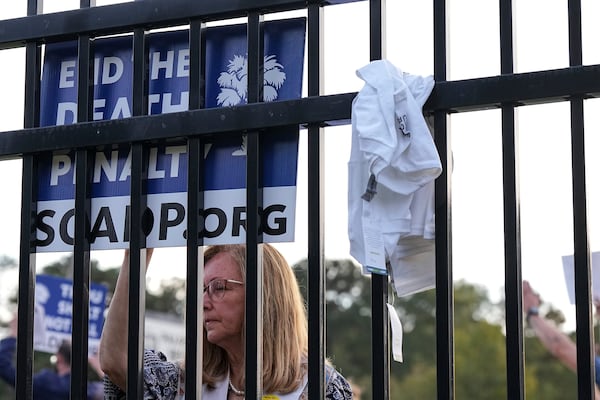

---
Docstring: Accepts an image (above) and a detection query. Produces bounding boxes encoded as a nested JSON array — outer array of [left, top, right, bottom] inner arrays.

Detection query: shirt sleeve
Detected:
[[325, 365, 354, 400], [104, 349, 182, 400]]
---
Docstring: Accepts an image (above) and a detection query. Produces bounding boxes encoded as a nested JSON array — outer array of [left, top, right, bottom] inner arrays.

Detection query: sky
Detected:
[[1, 0, 600, 333]]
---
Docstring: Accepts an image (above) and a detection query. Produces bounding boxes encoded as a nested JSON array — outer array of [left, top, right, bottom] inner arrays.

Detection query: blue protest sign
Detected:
[[34, 274, 107, 355], [36, 18, 305, 252]]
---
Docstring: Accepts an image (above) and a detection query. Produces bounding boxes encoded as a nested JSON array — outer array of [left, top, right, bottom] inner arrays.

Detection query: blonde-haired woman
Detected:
[[100, 244, 353, 399]]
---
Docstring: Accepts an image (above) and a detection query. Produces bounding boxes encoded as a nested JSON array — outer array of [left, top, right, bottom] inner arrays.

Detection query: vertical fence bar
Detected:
[[499, 1, 524, 399], [185, 137, 203, 400], [433, 0, 454, 399], [16, 0, 42, 399], [568, 0, 583, 67], [17, 159, 37, 400], [127, 143, 148, 399], [571, 95, 593, 400], [17, 161, 37, 400], [71, 1, 95, 393], [246, 11, 265, 399], [126, 26, 149, 400], [185, 18, 206, 400], [189, 19, 206, 112], [72, 146, 92, 399], [368, 0, 390, 398], [568, 2, 594, 398], [306, 2, 326, 399]]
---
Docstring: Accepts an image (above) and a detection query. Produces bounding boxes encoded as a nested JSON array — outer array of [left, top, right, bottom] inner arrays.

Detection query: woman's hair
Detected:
[[202, 244, 308, 394]]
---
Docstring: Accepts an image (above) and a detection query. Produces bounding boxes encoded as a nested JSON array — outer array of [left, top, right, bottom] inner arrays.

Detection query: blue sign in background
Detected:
[[36, 274, 107, 341], [38, 18, 306, 202]]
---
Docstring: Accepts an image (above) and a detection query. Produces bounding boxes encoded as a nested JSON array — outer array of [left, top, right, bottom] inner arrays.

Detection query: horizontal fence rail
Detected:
[[1, 65, 600, 157], [0, 0, 360, 50]]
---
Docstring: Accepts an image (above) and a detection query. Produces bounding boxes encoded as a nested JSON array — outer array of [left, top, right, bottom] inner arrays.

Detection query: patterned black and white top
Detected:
[[104, 349, 353, 399]]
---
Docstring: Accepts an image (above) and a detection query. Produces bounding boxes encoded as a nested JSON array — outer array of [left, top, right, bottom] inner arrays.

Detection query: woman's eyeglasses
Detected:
[[203, 278, 244, 301]]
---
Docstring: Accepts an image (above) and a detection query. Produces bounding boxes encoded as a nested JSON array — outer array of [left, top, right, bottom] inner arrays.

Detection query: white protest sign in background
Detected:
[[36, 19, 306, 252], [144, 312, 185, 362], [561, 251, 600, 304]]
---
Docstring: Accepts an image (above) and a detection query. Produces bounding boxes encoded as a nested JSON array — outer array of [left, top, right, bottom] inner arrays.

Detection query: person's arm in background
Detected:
[[0, 315, 18, 386], [99, 248, 153, 391], [523, 280, 578, 372], [524, 280, 600, 397]]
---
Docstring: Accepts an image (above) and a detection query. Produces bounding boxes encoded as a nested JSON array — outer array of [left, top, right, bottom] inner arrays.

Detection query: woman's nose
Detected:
[[203, 291, 212, 309]]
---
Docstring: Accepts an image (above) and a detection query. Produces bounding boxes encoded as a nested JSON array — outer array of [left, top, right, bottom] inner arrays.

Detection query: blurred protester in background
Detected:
[[0, 313, 104, 400], [523, 280, 600, 395]]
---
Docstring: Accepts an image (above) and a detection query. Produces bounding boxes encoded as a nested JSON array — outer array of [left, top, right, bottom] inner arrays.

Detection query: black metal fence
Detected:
[[1, 0, 599, 398]]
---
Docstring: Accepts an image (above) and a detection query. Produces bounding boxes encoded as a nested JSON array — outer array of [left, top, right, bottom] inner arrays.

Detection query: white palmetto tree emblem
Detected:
[[216, 54, 286, 156]]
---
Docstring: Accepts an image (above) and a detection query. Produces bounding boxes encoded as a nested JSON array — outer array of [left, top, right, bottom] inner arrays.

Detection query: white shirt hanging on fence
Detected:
[[348, 59, 441, 297]]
